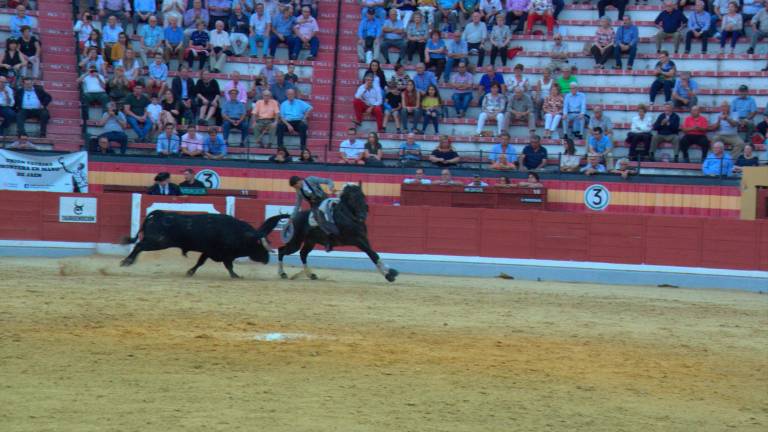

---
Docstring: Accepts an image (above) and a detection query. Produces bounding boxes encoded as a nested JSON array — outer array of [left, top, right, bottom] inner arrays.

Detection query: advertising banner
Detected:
[[0, 150, 88, 193]]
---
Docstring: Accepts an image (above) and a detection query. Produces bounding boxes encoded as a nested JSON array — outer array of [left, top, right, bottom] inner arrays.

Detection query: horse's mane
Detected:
[[338, 184, 369, 223]]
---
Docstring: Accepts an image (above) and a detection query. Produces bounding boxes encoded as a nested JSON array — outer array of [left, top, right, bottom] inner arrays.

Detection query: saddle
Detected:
[[309, 198, 339, 228]]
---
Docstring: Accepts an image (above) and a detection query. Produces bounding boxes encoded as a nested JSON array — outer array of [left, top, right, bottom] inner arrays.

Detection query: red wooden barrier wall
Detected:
[[0, 191, 766, 271]]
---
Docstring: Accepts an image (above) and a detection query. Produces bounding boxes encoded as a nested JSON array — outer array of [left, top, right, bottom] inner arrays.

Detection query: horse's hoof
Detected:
[[186, 269, 196, 277], [120, 259, 132, 267], [309, 273, 318, 280], [279, 272, 288, 279], [385, 269, 399, 282], [230, 274, 242, 279]]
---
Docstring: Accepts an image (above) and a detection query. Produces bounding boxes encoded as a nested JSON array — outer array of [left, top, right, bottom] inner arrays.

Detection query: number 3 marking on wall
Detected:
[[584, 184, 611, 211]]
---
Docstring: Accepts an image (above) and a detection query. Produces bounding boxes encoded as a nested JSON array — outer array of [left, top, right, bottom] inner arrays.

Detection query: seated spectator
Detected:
[[249, 3, 271, 58], [425, 30, 447, 79], [277, 88, 312, 150], [207, 0, 231, 31], [405, 11, 429, 64], [180, 124, 204, 156], [380, 9, 406, 64], [463, 12, 487, 65], [183, 0, 210, 34], [147, 53, 169, 97], [420, 85, 442, 134], [284, 62, 299, 84], [194, 69, 221, 122], [506, 0, 530, 34], [732, 85, 757, 141], [747, 2, 768, 54], [208, 20, 230, 73], [5, 133, 42, 150], [270, 72, 296, 103], [588, 105, 613, 138], [361, 0, 387, 20], [562, 83, 586, 139], [358, 8, 382, 63], [435, 0, 459, 29], [701, 141, 734, 176], [598, 0, 627, 21], [476, 82, 506, 137], [186, 20, 211, 70], [383, 83, 403, 133], [395, 133, 422, 167], [506, 63, 529, 93], [685, 1, 710, 54], [742, 0, 763, 27], [488, 132, 518, 170], [15, 77, 51, 137], [401, 79, 422, 133], [547, 33, 569, 73], [590, 17, 615, 69], [559, 137, 580, 172], [654, 1, 685, 54], [671, 71, 698, 109], [170, 65, 196, 120], [162, 0, 186, 27], [719, 2, 742, 54], [417, 0, 438, 26], [365, 60, 388, 91], [109, 32, 129, 67], [251, 90, 280, 148], [222, 89, 249, 147], [430, 135, 460, 166], [518, 172, 544, 187], [757, 104, 768, 140], [533, 68, 554, 120], [489, 14, 512, 67], [156, 123, 181, 156], [133, 0, 157, 34], [74, 12, 96, 48], [353, 74, 384, 132], [78, 66, 111, 111], [394, 0, 417, 28], [710, 101, 745, 159], [203, 126, 227, 159], [163, 16, 185, 64], [403, 168, 432, 184], [19, 26, 40, 79], [363, 131, 385, 166], [589, 126, 615, 167], [291, 6, 319, 60], [118, 48, 144, 83], [443, 31, 468, 81], [412, 62, 438, 96], [269, 146, 292, 163], [556, 66, 577, 94], [525, 0, 555, 36], [542, 85, 563, 139], [505, 87, 535, 133], [101, 15, 124, 63], [148, 172, 181, 195], [223, 71, 248, 103], [270, 5, 296, 58], [520, 134, 548, 171], [138, 15, 164, 65], [611, 158, 637, 179], [94, 136, 113, 154], [467, 174, 489, 187], [626, 105, 652, 161], [613, 15, 638, 70], [298, 149, 315, 163], [581, 154, 607, 175], [650, 103, 681, 161], [435, 168, 461, 185], [734, 144, 760, 172], [679, 105, 710, 162], [649, 51, 676, 104], [96, 101, 129, 154], [0, 77, 15, 137], [1, 38, 27, 80], [179, 168, 206, 188], [157, 89, 182, 128], [84, 30, 103, 59], [477, 64, 506, 101], [340, 127, 366, 164], [107, 66, 131, 103], [497, 175, 513, 186], [450, 61, 474, 118], [228, 4, 250, 56], [145, 94, 163, 139]]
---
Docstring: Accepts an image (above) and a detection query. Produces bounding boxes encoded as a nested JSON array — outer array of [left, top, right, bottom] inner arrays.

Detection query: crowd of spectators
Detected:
[[347, 0, 766, 176]]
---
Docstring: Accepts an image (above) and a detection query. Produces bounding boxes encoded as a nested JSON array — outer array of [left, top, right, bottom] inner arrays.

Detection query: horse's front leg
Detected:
[[300, 242, 318, 280], [356, 238, 398, 283]]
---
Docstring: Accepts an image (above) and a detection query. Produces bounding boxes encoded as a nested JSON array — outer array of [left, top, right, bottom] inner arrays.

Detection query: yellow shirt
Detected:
[[421, 96, 440, 109]]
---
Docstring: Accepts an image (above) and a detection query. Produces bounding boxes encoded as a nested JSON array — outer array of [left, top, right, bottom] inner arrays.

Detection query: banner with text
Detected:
[[0, 150, 89, 193]]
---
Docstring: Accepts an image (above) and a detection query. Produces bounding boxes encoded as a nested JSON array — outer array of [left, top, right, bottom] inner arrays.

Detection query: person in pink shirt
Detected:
[[289, 6, 319, 60], [180, 123, 205, 157], [223, 71, 248, 103]]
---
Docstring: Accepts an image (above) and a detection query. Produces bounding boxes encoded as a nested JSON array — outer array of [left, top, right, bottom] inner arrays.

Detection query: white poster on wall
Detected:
[[0, 150, 89, 193], [59, 197, 97, 223]]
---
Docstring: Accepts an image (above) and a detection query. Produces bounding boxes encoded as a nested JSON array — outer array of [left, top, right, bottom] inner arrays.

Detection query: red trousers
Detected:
[[526, 12, 555, 35], [353, 98, 383, 130]]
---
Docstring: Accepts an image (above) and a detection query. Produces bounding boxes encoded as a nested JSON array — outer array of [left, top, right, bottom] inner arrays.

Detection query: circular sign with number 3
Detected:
[[195, 169, 221, 189], [584, 184, 611, 211]]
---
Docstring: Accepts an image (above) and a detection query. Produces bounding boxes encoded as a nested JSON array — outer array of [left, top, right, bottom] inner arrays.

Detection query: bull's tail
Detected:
[[256, 214, 290, 237], [120, 210, 165, 245]]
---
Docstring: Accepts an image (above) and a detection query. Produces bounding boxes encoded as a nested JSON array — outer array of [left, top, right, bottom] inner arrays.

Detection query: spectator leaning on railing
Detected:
[[156, 123, 181, 156], [701, 141, 734, 176]]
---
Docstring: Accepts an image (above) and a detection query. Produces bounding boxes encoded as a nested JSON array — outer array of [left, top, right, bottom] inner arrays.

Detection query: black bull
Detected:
[[120, 211, 288, 278]]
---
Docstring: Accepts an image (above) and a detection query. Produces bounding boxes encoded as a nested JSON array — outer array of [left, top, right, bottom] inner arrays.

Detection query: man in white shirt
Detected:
[[403, 168, 433, 184], [339, 127, 366, 164], [78, 67, 110, 110], [352, 75, 384, 131], [208, 20, 230, 72], [249, 2, 271, 58], [462, 12, 487, 67], [0, 76, 16, 137]]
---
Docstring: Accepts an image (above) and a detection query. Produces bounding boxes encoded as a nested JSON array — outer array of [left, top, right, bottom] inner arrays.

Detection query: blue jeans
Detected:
[[269, 34, 292, 57], [222, 120, 249, 146], [249, 34, 270, 56], [564, 113, 584, 136], [289, 36, 319, 59], [613, 43, 636, 67], [452, 92, 472, 115], [443, 56, 469, 81], [127, 116, 152, 142]]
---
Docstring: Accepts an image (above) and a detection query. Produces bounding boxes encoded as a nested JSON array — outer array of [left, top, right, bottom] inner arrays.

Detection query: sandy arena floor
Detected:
[[0, 252, 766, 431]]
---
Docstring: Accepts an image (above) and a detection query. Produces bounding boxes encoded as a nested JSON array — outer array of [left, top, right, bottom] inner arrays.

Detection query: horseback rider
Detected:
[[290, 175, 339, 252]]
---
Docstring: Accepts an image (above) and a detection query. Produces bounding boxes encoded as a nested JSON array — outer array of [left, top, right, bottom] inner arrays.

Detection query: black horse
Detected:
[[277, 184, 399, 282]]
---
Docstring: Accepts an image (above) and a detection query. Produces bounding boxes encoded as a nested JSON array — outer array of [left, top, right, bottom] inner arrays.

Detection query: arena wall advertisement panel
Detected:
[[0, 150, 89, 193]]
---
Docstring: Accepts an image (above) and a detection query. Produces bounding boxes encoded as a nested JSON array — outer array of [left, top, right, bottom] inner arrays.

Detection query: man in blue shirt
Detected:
[[477, 65, 506, 96], [671, 71, 699, 108], [701, 141, 733, 176], [222, 89, 249, 147], [358, 8, 382, 63], [412, 62, 438, 95], [444, 31, 469, 81], [654, 0, 687, 54], [164, 16, 185, 64], [613, 15, 638, 70], [731, 85, 758, 141], [277, 88, 312, 150], [9, 5, 34, 39], [488, 132, 519, 166], [102, 15, 124, 63], [399, 133, 423, 166], [581, 154, 607, 175], [138, 15, 164, 64], [587, 126, 614, 168], [684, 0, 710, 54], [133, 0, 156, 34], [563, 83, 587, 139], [270, 5, 296, 57], [156, 123, 181, 156], [203, 127, 228, 160], [380, 8, 405, 65]]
